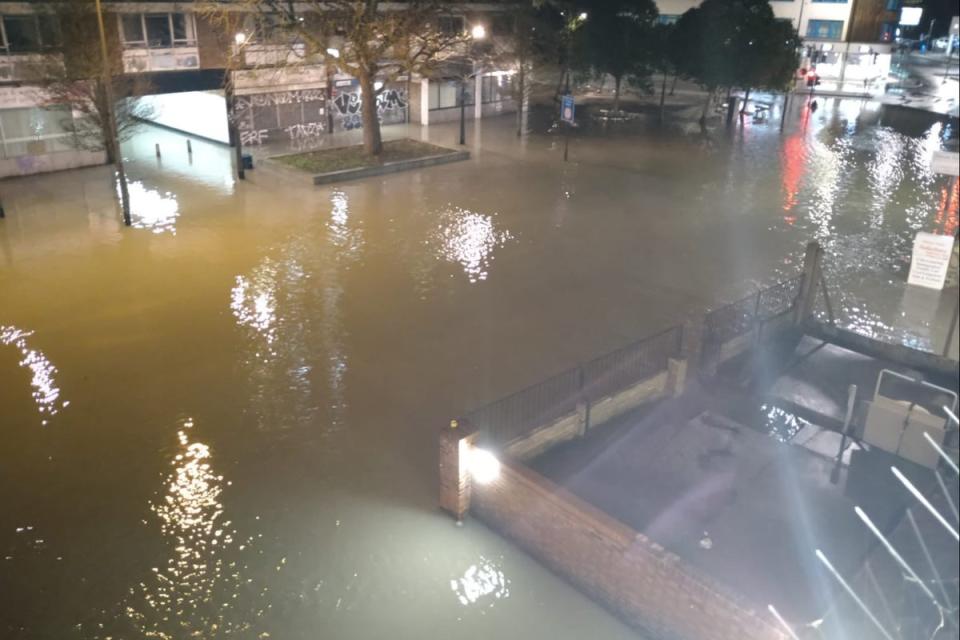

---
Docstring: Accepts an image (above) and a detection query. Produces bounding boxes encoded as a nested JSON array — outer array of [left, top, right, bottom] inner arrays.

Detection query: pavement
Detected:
[[531, 334, 958, 634]]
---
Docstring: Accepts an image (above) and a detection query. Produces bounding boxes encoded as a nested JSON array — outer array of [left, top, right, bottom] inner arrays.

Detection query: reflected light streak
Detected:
[[434, 206, 513, 283], [0, 325, 67, 425], [120, 180, 180, 235], [230, 270, 278, 353], [450, 556, 510, 606], [125, 419, 261, 638]]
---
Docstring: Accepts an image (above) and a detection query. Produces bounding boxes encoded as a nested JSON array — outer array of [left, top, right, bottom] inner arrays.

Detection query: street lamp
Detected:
[[458, 25, 486, 146]]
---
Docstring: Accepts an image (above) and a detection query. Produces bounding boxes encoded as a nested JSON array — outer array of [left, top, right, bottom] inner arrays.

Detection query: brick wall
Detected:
[[471, 459, 785, 640]]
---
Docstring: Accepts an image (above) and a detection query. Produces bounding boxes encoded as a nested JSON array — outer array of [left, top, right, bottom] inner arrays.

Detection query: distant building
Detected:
[[0, 1, 518, 178], [655, 0, 898, 93]]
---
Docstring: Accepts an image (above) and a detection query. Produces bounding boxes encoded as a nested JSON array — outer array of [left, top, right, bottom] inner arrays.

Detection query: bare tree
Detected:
[[27, 1, 155, 224], [202, 0, 467, 157], [31, 1, 153, 161]]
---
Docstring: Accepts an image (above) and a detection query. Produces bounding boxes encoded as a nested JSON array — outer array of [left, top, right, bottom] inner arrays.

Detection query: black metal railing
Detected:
[[702, 274, 804, 363], [466, 325, 683, 447]]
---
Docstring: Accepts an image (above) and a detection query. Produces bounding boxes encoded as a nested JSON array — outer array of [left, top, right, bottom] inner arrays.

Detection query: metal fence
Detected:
[[466, 325, 683, 447], [702, 274, 804, 363]]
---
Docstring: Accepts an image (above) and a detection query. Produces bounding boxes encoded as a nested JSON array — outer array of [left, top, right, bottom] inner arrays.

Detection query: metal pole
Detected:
[[459, 78, 466, 146], [563, 122, 569, 162], [94, 0, 131, 226]]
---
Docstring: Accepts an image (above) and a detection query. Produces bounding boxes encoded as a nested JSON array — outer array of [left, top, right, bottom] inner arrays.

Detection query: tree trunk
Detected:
[[359, 74, 382, 157], [659, 71, 668, 124], [740, 87, 751, 118], [613, 75, 621, 114], [669, 73, 679, 96], [699, 88, 713, 129], [516, 65, 525, 137]]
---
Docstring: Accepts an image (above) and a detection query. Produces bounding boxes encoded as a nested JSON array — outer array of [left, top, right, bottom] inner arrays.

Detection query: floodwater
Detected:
[[0, 98, 956, 638]]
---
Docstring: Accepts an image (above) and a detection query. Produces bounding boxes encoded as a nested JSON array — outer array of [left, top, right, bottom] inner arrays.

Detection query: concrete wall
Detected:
[[504, 409, 585, 461], [471, 459, 785, 640], [589, 370, 669, 427], [0, 149, 106, 179], [499, 370, 672, 462], [136, 91, 230, 144]]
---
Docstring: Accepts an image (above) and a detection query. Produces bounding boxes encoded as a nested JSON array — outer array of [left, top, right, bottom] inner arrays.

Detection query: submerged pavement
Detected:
[[0, 102, 956, 638]]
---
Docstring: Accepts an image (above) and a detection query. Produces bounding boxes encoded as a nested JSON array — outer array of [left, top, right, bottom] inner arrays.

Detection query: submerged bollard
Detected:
[[186, 139, 192, 155], [155, 143, 161, 158]]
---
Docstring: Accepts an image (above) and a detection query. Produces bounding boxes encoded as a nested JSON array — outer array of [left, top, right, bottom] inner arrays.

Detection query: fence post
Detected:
[[666, 357, 688, 397], [681, 315, 712, 379], [439, 419, 479, 521], [795, 241, 823, 326], [576, 365, 590, 435], [155, 143, 161, 159]]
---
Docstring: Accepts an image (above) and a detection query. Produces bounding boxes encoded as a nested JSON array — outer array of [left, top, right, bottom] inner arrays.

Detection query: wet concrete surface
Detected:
[[531, 382, 946, 630], [0, 99, 957, 638]]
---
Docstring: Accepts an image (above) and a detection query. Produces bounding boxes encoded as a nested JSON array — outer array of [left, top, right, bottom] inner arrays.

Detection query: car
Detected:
[[933, 35, 959, 51]]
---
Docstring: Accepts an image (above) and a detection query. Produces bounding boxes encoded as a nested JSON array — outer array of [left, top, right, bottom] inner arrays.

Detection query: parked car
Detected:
[[933, 35, 959, 51]]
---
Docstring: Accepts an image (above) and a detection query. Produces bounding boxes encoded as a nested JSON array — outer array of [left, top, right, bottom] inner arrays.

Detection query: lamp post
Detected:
[[458, 24, 486, 146], [94, 0, 131, 226]]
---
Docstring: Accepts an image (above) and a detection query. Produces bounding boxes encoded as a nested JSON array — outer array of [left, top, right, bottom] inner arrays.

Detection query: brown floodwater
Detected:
[[0, 97, 956, 638]]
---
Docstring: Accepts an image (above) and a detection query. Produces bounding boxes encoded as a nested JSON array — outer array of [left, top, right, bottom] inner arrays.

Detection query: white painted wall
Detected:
[[136, 90, 230, 144]]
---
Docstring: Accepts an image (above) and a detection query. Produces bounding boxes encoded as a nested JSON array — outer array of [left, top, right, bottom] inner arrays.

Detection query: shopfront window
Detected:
[[429, 79, 474, 110], [0, 106, 74, 158], [807, 20, 844, 40], [481, 75, 513, 103]]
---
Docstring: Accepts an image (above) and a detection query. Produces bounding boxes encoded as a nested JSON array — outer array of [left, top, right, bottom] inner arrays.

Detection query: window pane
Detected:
[[439, 17, 464, 36], [38, 15, 60, 48], [438, 81, 458, 109], [172, 14, 193, 42], [145, 14, 172, 48], [121, 15, 144, 43], [3, 16, 40, 52], [429, 84, 440, 110]]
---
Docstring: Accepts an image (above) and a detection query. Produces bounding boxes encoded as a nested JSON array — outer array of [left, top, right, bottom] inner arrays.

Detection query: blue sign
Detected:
[[561, 95, 575, 124]]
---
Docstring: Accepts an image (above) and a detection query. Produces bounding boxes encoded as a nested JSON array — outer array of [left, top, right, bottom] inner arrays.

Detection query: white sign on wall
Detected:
[[907, 232, 956, 289], [931, 150, 960, 176]]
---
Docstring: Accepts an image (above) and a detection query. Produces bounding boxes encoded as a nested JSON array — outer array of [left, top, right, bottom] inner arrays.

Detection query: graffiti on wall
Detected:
[[330, 84, 408, 133], [232, 84, 407, 142], [234, 88, 328, 145]]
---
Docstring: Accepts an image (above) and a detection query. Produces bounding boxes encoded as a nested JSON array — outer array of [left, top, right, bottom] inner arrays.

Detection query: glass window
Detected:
[[885, 0, 900, 9], [807, 20, 843, 40], [430, 79, 473, 110], [3, 16, 41, 52], [657, 15, 680, 24], [0, 106, 73, 159], [40, 16, 60, 48], [145, 14, 172, 48], [879, 22, 896, 41], [172, 14, 193, 43], [121, 15, 145, 44], [812, 0, 846, 3], [438, 16, 464, 36], [482, 75, 513, 103]]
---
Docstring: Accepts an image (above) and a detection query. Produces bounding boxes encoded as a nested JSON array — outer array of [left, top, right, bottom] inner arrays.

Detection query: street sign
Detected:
[[907, 232, 956, 289], [931, 149, 960, 176], [561, 95, 575, 125]]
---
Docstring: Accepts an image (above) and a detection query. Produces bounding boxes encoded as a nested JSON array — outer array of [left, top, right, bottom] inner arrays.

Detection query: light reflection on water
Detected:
[[0, 325, 67, 425], [767, 100, 957, 351], [120, 180, 180, 235], [121, 419, 264, 639], [431, 206, 514, 283], [450, 555, 510, 607]]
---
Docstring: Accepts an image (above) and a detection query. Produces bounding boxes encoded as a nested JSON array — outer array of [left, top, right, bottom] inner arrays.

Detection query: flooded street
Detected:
[[0, 97, 956, 638]]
